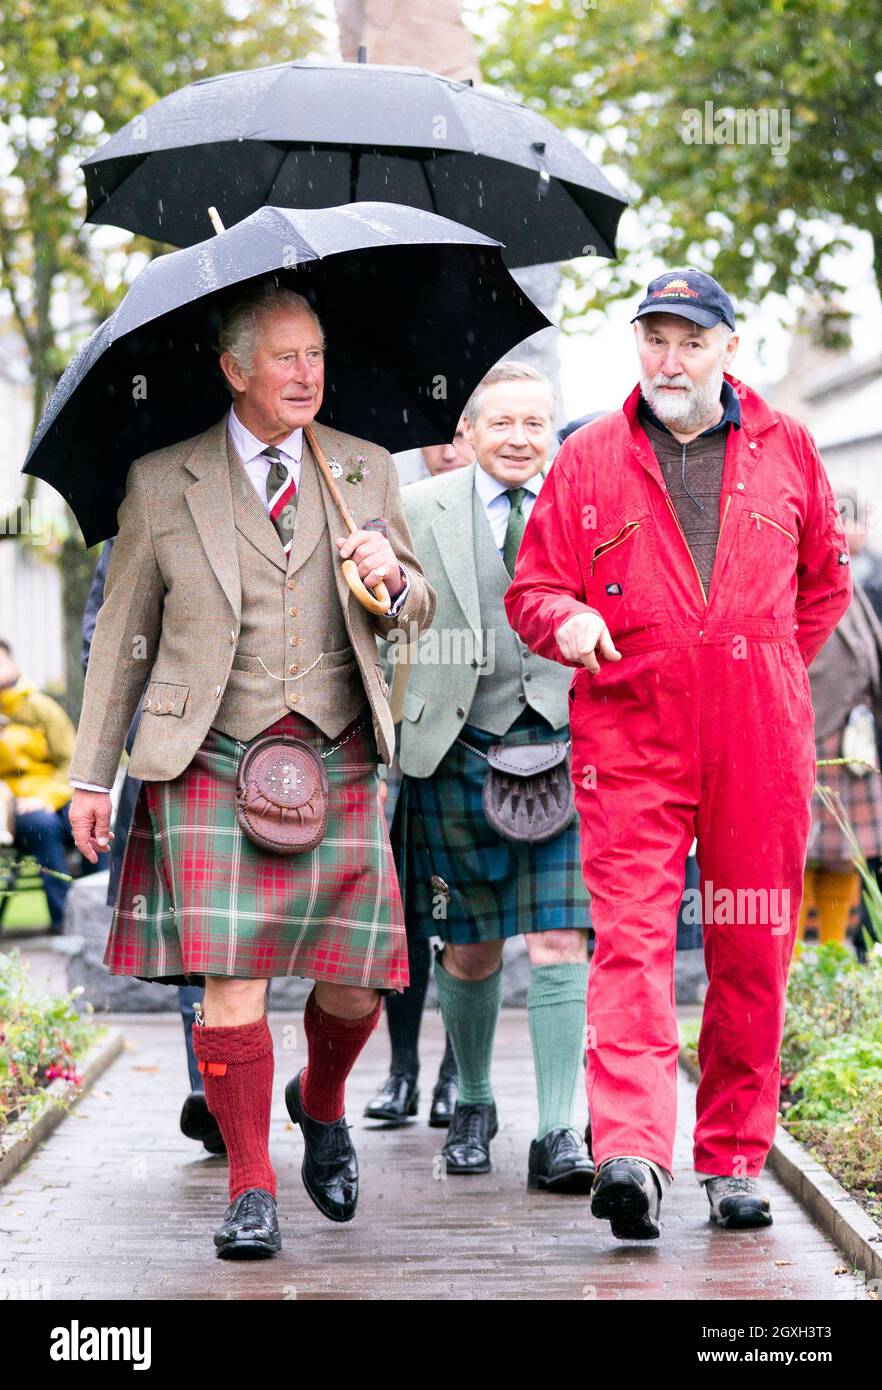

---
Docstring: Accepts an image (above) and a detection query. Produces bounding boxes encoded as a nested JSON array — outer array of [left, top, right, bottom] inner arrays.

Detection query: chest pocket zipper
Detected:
[[749, 511, 797, 546], [590, 521, 640, 576]]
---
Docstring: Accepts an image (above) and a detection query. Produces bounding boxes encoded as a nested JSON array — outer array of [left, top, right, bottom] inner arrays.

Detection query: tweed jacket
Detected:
[[69, 415, 435, 787]]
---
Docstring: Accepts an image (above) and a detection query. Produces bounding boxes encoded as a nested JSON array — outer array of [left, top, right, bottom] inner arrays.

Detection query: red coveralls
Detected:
[[505, 375, 852, 1178]]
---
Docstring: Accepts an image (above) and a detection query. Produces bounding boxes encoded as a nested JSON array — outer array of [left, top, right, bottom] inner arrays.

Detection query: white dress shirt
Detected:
[[72, 407, 408, 794], [228, 405, 304, 498], [473, 462, 544, 551]]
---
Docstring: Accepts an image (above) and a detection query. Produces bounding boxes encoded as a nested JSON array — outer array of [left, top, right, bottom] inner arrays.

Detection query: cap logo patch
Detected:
[[652, 278, 700, 299]]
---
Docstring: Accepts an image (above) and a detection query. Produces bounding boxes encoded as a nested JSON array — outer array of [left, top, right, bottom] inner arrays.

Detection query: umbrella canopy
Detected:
[[24, 201, 550, 547], [81, 60, 627, 266]]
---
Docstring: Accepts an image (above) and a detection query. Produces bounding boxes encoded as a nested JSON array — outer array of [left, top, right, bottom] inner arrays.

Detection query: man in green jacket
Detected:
[[386, 363, 594, 1190]]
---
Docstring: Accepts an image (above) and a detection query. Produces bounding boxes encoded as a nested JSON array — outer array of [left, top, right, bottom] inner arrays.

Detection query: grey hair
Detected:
[[463, 361, 553, 426], [217, 285, 325, 383]]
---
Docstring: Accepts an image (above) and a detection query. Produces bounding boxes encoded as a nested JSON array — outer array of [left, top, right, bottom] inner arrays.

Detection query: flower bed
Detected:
[[0, 949, 100, 1135], [779, 941, 882, 1231]]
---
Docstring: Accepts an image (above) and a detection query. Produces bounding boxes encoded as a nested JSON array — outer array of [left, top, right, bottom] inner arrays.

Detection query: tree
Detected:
[[0, 1, 323, 437], [484, 0, 882, 344], [0, 0, 321, 713], [334, 0, 563, 416]]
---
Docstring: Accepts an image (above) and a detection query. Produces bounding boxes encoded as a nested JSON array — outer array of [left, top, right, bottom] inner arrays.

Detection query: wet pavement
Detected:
[[0, 1010, 869, 1300]]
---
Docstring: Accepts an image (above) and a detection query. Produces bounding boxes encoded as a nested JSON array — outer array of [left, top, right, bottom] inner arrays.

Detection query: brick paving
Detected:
[[0, 1010, 869, 1301]]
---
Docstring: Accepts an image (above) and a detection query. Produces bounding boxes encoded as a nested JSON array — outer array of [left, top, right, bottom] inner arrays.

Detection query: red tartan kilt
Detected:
[[105, 712, 408, 990], [808, 727, 882, 870]]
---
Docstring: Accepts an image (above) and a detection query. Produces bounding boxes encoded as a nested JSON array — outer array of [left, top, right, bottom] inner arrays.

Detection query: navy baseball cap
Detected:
[[631, 268, 736, 331]]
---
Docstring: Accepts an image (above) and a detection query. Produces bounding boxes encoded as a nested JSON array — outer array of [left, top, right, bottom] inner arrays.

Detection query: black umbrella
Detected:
[[24, 202, 550, 548], [81, 60, 627, 266]]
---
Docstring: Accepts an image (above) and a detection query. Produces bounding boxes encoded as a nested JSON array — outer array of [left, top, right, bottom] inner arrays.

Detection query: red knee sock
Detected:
[[191, 1014, 276, 1202], [300, 990, 381, 1123]]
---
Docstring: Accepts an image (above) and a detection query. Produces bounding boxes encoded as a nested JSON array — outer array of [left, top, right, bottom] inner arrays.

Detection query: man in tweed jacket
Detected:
[[68, 282, 434, 1259]]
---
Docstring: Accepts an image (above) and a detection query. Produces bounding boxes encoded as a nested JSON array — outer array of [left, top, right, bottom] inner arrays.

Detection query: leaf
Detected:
[[486, 0, 882, 332]]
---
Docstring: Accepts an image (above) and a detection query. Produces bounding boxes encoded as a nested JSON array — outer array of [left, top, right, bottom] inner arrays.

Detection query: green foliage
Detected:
[[485, 0, 882, 337], [780, 941, 882, 1220], [0, 948, 99, 1133], [781, 940, 882, 1078], [797, 1090, 882, 1205], [785, 1021, 882, 1125], [0, 0, 324, 434]]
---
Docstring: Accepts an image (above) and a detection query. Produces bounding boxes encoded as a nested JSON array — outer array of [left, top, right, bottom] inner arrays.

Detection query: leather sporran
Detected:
[[481, 741, 575, 845], [235, 735, 329, 854]]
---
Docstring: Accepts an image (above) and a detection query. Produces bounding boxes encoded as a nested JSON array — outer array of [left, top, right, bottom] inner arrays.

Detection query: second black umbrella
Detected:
[[81, 59, 627, 265]]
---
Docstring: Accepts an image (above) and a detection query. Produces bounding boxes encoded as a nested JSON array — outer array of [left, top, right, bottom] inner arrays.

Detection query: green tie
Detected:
[[502, 487, 528, 578]]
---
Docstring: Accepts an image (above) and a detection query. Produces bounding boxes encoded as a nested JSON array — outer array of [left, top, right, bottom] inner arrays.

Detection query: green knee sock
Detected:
[[434, 956, 503, 1106], [527, 962, 589, 1140]]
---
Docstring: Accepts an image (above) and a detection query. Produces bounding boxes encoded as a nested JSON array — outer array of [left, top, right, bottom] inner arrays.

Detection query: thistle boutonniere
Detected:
[[346, 453, 370, 485]]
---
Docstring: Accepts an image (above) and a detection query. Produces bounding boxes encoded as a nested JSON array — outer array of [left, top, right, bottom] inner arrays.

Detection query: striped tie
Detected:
[[263, 446, 297, 554]]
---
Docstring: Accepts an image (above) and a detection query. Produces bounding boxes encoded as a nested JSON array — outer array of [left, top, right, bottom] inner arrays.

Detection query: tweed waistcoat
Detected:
[[212, 431, 367, 742], [466, 488, 572, 736]]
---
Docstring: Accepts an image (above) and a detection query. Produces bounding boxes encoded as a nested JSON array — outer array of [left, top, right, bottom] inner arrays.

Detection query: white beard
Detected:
[[641, 358, 725, 433]]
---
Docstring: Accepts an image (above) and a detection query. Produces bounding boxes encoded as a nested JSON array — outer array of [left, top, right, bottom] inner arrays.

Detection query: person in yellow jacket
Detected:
[[0, 638, 82, 932]]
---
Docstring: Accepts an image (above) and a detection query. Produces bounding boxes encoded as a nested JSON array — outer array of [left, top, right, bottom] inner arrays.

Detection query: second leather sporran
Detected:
[[465, 739, 575, 845]]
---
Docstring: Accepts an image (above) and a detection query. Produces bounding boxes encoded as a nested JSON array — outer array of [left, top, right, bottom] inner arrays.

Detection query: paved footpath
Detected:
[[0, 1010, 869, 1301]]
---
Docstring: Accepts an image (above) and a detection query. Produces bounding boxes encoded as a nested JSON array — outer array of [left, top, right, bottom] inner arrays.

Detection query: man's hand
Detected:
[[556, 612, 622, 674], [69, 789, 115, 865], [336, 530, 404, 598]]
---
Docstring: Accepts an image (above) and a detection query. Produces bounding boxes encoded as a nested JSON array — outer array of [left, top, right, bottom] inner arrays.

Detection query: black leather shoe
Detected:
[[528, 1126, 596, 1193], [590, 1158, 662, 1240], [180, 1090, 227, 1155], [286, 1069, 359, 1222], [213, 1187, 281, 1259], [428, 1073, 459, 1128], [363, 1071, 419, 1124], [442, 1101, 498, 1174]]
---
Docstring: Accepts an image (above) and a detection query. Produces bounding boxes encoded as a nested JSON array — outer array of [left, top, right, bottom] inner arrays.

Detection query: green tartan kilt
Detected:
[[398, 714, 591, 944], [105, 711, 408, 990]]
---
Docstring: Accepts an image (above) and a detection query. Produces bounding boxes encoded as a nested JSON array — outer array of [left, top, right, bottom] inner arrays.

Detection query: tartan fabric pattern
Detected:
[[808, 726, 882, 870], [105, 711, 408, 990], [399, 715, 590, 944]]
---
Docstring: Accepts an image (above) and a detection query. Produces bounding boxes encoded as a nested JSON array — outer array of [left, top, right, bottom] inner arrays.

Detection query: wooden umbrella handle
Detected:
[[304, 424, 392, 616]]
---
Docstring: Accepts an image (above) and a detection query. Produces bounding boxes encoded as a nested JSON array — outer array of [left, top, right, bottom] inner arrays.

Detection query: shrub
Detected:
[[796, 1091, 882, 1213], [781, 941, 882, 1080], [784, 1019, 882, 1126], [0, 949, 97, 1133]]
